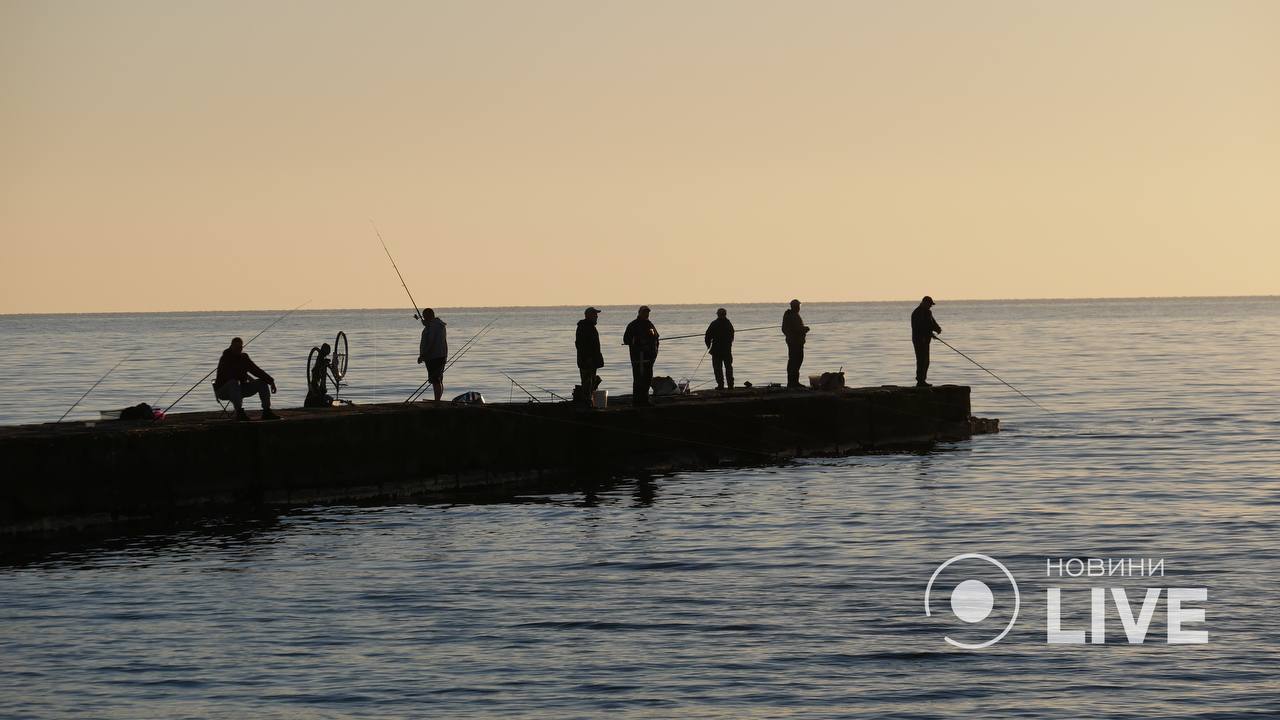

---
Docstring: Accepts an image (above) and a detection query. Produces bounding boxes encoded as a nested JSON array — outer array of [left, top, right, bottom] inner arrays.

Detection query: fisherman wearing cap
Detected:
[[622, 306, 660, 407], [781, 299, 809, 389], [417, 308, 448, 401], [704, 308, 735, 390], [576, 307, 604, 407], [911, 296, 942, 387]]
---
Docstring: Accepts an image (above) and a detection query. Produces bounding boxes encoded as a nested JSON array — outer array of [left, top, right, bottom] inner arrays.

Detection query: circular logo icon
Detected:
[[924, 553, 1020, 649]]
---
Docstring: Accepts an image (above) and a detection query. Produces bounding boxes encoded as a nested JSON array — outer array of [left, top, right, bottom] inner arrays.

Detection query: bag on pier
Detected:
[[809, 372, 846, 392], [650, 376, 681, 396], [119, 403, 155, 421]]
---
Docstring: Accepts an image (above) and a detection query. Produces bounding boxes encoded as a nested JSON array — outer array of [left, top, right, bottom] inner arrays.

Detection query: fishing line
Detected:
[[661, 318, 852, 342], [932, 334, 1051, 413]]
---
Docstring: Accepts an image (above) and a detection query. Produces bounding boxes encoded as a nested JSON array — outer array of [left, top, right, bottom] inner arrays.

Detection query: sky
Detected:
[[2, 0, 1278, 313]]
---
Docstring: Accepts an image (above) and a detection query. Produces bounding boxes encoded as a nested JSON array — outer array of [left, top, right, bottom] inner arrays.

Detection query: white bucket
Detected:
[[592, 390, 608, 408]]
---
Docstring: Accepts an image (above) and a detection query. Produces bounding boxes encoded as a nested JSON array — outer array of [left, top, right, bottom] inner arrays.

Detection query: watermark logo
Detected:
[[924, 553, 1021, 649], [1044, 558, 1208, 645], [925, 555, 1209, 649]]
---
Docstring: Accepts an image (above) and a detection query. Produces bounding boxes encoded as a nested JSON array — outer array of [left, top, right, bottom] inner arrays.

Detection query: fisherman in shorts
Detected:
[[417, 308, 448, 401]]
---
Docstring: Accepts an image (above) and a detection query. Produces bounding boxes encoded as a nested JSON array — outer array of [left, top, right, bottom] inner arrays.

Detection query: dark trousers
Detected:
[[630, 349, 653, 405], [216, 379, 270, 410], [579, 367, 598, 405], [913, 337, 931, 384], [712, 352, 733, 388], [786, 342, 804, 387]]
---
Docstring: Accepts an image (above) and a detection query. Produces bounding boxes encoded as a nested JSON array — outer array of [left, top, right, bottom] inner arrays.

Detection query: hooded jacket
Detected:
[[419, 317, 448, 361]]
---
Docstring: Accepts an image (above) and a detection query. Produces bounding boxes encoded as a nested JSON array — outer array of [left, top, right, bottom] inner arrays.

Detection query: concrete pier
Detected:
[[0, 385, 990, 534]]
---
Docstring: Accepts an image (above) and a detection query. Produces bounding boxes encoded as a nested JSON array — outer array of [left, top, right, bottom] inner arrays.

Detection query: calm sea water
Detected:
[[2, 298, 1279, 718]]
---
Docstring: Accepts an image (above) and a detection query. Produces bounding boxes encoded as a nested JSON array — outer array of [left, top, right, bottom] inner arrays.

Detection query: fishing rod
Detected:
[[164, 301, 309, 415], [932, 334, 1052, 413], [530, 382, 568, 402], [682, 346, 710, 389], [406, 341, 478, 403], [405, 317, 500, 402], [57, 352, 134, 423], [153, 366, 194, 407], [498, 370, 541, 402], [405, 321, 496, 402], [660, 318, 851, 342], [372, 220, 422, 321]]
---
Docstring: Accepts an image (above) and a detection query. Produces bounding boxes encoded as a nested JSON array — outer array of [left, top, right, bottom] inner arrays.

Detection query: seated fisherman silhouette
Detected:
[[213, 336, 279, 421]]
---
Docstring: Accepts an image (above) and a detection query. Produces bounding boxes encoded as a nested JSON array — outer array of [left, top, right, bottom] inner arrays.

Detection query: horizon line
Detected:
[[1, 292, 1276, 317]]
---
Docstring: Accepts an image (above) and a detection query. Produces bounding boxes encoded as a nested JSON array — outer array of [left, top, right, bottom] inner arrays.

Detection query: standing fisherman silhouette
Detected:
[[417, 308, 449, 401], [781, 299, 809, 389], [575, 307, 604, 407], [704, 308, 735, 390], [214, 337, 279, 421], [911, 296, 942, 387], [623, 306, 659, 407]]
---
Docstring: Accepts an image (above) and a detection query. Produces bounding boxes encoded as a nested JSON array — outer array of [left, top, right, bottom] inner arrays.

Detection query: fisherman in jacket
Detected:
[[704, 308, 735, 390], [781, 299, 809, 389], [576, 307, 604, 406], [417, 308, 448, 401], [622, 306, 659, 407], [911, 296, 942, 387], [214, 336, 279, 421]]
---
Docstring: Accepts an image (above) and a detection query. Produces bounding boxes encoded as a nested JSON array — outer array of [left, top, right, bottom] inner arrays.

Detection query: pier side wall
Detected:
[[0, 386, 970, 534]]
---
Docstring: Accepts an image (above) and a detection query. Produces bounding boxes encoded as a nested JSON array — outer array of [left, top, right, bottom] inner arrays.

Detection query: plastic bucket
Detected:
[[593, 390, 608, 408]]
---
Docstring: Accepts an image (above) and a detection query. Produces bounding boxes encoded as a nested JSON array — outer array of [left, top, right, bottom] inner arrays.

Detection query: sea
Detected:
[[1, 297, 1278, 719]]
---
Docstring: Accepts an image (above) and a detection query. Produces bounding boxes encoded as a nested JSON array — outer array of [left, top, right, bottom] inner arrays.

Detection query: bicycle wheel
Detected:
[[333, 331, 349, 381], [307, 346, 321, 386]]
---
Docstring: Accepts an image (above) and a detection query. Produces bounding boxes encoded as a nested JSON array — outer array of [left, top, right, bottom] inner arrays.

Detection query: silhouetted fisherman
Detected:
[[704, 307, 735, 390], [305, 343, 336, 408], [622, 306, 659, 407], [417, 308, 448, 401], [911, 295, 942, 387], [214, 336, 279, 421], [781, 299, 809, 388], [576, 307, 604, 406]]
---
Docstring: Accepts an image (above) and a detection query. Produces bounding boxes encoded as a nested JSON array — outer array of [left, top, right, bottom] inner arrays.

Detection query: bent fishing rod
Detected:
[[164, 301, 309, 415], [56, 352, 135, 423], [372, 220, 422, 320], [932, 334, 1051, 413], [661, 318, 852, 341]]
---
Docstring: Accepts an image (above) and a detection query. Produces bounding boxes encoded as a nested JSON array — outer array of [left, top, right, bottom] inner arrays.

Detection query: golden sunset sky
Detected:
[[2, 1, 1277, 313]]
